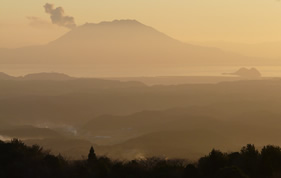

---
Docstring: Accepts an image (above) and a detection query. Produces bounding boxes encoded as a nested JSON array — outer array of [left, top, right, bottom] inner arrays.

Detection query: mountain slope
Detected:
[[0, 20, 270, 76], [192, 41, 281, 58], [0, 72, 16, 80]]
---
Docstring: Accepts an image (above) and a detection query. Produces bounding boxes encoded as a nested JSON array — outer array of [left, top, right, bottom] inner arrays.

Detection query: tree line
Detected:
[[1, 139, 281, 178]]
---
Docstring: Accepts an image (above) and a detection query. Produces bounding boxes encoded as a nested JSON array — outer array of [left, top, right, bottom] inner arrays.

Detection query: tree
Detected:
[[240, 144, 260, 177], [87, 146, 97, 163], [260, 145, 281, 177], [198, 149, 227, 177], [184, 164, 199, 178], [216, 166, 248, 178]]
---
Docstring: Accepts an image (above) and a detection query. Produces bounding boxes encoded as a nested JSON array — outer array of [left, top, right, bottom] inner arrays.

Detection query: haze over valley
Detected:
[[0, 71, 281, 161]]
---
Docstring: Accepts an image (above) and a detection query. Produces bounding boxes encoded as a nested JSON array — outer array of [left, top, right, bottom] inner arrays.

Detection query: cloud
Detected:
[[43, 3, 76, 29]]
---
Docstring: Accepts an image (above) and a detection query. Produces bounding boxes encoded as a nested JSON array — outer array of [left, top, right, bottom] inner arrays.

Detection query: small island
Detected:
[[223, 67, 262, 78]]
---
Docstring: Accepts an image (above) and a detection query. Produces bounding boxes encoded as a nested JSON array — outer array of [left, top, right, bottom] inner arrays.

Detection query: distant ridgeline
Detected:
[[0, 72, 74, 81], [1, 139, 281, 178], [223, 67, 262, 78]]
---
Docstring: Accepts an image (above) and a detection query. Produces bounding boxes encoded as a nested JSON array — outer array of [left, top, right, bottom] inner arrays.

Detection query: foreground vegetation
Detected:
[[2, 139, 281, 178]]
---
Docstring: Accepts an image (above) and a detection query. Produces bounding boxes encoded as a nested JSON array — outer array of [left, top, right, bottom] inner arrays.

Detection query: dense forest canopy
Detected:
[[2, 139, 281, 178]]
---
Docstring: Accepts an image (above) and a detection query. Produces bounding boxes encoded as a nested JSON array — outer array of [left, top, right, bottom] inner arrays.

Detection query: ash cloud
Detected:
[[44, 3, 76, 29]]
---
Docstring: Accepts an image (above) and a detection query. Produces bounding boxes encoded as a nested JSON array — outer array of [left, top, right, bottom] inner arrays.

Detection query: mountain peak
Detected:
[[81, 19, 144, 28], [48, 19, 169, 46]]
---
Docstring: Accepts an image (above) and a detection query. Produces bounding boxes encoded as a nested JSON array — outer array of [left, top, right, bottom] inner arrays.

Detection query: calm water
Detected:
[[0, 64, 280, 77]]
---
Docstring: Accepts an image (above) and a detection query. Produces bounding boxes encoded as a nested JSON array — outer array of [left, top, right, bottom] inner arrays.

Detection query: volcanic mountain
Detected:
[[0, 20, 271, 76]]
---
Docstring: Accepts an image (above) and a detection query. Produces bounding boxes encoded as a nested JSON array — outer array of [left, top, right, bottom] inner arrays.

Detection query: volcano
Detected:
[[0, 20, 268, 76]]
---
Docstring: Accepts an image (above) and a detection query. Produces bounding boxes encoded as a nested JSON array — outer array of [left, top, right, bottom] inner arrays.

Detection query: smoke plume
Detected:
[[44, 3, 76, 29]]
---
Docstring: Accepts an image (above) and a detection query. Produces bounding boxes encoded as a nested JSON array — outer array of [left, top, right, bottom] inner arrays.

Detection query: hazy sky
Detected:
[[1, 0, 281, 48]]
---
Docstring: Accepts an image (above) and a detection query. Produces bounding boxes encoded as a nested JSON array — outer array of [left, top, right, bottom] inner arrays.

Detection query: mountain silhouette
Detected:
[[0, 20, 268, 76], [0, 72, 74, 81]]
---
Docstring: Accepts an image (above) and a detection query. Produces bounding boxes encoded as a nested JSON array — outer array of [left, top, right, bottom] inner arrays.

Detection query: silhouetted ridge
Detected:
[[2, 140, 281, 178]]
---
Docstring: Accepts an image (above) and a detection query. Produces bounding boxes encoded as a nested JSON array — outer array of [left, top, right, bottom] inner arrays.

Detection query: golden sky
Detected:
[[1, 0, 281, 48]]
